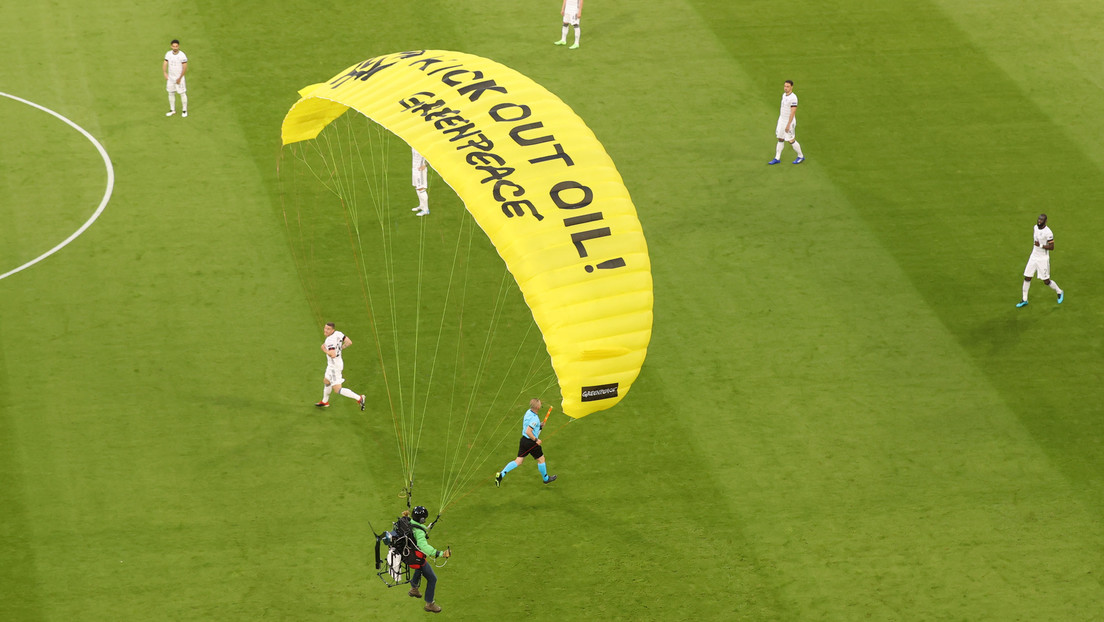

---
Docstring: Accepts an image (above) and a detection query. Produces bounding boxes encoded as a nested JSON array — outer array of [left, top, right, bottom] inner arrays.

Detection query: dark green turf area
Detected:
[[3, 1, 1103, 620]]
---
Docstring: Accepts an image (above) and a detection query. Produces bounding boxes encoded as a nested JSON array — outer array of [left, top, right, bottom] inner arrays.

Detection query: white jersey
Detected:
[[778, 92, 798, 124], [323, 330, 347, 370], [1031, 225, 1053, 258], [164, 50, 188, 80]]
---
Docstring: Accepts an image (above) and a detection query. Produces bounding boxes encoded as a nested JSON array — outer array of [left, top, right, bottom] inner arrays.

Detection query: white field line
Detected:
[[0, 92, 114, 281]]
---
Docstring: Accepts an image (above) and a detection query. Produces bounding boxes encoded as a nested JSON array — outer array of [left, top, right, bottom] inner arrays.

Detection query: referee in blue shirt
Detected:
[[495, 398, 557, 486]]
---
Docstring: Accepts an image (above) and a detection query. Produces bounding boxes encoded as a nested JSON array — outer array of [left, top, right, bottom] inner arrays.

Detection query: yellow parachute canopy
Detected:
[[282, 50, 652, 418]]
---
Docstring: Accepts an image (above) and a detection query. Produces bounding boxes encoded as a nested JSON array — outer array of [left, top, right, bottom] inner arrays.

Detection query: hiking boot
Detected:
[[424, 601, 442, 613], [408, 587, 422, 598]]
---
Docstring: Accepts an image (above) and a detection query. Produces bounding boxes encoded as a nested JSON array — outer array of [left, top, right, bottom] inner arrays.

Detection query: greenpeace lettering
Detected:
[[398, 91, 544, 221], [581, 383, 619, 402], [281, 50, 652, 418]]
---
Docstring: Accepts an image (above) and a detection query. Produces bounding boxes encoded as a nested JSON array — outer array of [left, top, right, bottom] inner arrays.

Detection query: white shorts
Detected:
[[412, 167, 427, 189], [563, 11, 580, 25], [324, 366, 345, 386], [1024, 255, 1050, 280], [166, 78, 187, 93], [776, 118, 796, 141]]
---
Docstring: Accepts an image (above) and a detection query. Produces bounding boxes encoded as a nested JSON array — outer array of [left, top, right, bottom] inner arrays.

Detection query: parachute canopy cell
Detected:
[[281, 50, 652, 418]]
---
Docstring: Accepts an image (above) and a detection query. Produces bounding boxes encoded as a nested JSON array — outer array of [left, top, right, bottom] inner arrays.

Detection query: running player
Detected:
[[316, 322, 366, 409]]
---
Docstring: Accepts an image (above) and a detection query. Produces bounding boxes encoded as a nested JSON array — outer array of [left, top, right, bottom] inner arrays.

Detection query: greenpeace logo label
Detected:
[[581, 383, 619, 402]]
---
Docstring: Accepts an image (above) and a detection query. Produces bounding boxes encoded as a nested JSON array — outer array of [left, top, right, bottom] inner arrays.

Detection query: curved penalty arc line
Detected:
[[0, 91, 115, 282]]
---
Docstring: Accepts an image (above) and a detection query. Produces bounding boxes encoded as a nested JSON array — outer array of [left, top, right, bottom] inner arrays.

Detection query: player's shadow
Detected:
[[969, 301, 1062, 357]]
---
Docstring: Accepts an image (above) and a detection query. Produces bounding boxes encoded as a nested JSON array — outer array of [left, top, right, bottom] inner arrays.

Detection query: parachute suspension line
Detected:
[[359, 120, 418, 493], [287, 120, 567, 515], [440, 323, 533, 508], [392, 208, 479, 513], [440, 365, 563, 515], [294, 122, 392, 436], [319, 117, 412, 492], [440, 324, 558, 512], [353, 120, 418, 492], [437, 271, 550, 510], [437, 319, 559, 514], [332, 120, 397, 436], [435, 267, 513, 510], [405, 188, 433, 491], [359, 120, 418, 494], [435, 217, 485, 510]]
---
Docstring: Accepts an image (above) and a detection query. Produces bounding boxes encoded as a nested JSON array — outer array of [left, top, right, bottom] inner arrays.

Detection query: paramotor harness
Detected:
[[373, 514, 429, 587]]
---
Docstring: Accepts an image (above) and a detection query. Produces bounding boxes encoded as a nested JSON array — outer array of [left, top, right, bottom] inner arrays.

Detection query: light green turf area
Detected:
[[2, 1, 1103, 620]]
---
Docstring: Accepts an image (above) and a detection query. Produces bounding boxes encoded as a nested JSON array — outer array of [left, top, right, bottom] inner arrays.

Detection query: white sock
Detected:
[[168, 93, 175, 111], [181, 93, 188, 112], [339, 387, 359, 401], [574, 26, 581, 44], [1048, 281, 1062, 294], [561, 25, 568, 41], [1022, 281, 1030, 301], [792, 141, 803, 158], [416, 188, 428, 210], [322, 385, 333, 403], [775, 142, 784, 159]]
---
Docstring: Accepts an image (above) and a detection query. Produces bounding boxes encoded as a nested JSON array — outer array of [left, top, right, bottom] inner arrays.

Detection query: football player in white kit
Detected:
[[411, 149, 430, 216], [163, 39, 189, 118], [768, 80, 805, 165], [554, 0, 583, 49], [316, 322, 367, 409], [1017, 213, 1064, 308]]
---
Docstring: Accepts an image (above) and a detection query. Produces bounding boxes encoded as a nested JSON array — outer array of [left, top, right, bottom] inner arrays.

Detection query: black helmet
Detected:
[[412, 506, 428, 523]]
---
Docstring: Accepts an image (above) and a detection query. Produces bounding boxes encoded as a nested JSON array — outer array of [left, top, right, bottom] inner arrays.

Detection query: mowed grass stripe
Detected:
[[686, 0, 1104, 617], [230, 1, 798, 619], [931, 0, 1104, 170], [676, 152, 1104, 617], [248, 1, 792, 618], [0, 2, 397, 619], [0, 345, 45, 621], [573, 4, 830, 619], [0, 1, 716, 620], [509, 1, 823, 618], [6, 1, 1100, 621], [929, 0, 1104, 513], [0, 2, 124, 619], [784, 0, 1104, 520]]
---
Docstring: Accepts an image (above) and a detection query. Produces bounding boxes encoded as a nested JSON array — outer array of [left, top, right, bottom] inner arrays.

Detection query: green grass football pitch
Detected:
[[3, 0, 1104, 620]]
